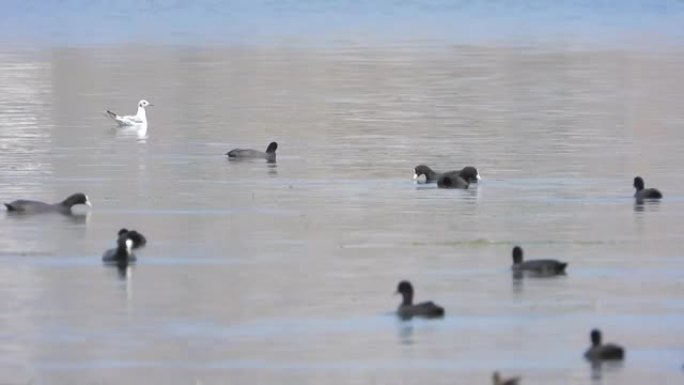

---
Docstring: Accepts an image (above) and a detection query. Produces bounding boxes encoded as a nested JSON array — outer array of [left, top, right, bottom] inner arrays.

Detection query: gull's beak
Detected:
[[148, 103, 154, 107]]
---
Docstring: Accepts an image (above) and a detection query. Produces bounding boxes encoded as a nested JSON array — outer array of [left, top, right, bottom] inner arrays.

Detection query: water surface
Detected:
[[1, 3, 684, 385]]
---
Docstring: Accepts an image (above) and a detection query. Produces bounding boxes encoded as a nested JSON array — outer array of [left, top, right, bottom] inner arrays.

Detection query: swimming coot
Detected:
[[413, 165, 480, 187], [633, 176, 662, 201], [226, 141, 277, 161], [396, 280, 445, 320], [584, 329, 625, 362], [511, 246, 567, 276], [4, 193, 91, 215]]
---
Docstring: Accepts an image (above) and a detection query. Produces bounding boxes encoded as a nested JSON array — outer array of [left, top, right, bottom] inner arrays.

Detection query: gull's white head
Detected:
[[138, 99, 152, 108]]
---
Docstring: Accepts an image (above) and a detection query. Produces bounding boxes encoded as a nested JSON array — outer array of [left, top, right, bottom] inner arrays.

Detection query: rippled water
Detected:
[[2, 3, 684, 385]]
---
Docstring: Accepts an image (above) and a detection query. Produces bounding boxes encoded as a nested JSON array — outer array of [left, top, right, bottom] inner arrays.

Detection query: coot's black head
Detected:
[[590, 329, 602, 346], [414, 165, 435, 178], [459, 166, 481, 183], [512, 246, 524, 264], [396, 280, 414, 305], [118, 228, 129, 236], [633, 176, 645, 191], [266, 142, 278, 154], [396, 280, 414, 295], [414, 165, 432, 175], [62, 193, 91, 208]]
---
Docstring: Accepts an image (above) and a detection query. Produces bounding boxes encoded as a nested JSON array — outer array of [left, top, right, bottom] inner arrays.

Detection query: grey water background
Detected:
[[1, 1, 684, 385]]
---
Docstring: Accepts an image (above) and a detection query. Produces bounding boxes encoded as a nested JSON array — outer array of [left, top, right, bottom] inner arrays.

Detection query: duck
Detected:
[[584, 329, 625, 361], [118, 228, 147, 249], [395, 280, 445, 319], [413, 165, 481, 185], [226, 141, 277, 162], [633, 176, 662, 201], [4, 193, 91, 215], [511, 246, 567, 276], [492, 371, 520, 385], [102, 233, 136, 265], [106, 99, 152, 127]]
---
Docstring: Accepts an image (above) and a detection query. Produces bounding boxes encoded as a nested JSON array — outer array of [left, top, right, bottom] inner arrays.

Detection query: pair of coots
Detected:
[[396, 281, 623, 363], [102, 228, 147, 264], [395, 247, 567, 320], [414, 165, 481, 189]]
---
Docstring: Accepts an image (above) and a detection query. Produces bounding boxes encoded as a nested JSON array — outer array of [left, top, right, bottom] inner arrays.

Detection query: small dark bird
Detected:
[[4, 193, 91, 215], [413, 164, 481, 185], [492, 371, 520, 385], [226, 141, 277, 161], [395, 280, 445, 320], [633, 176, 662, 201], [102, 233, 136, 265], [584, 329, 625, 361], [118, 228, 147, 249], [511, 246, 567, 276]]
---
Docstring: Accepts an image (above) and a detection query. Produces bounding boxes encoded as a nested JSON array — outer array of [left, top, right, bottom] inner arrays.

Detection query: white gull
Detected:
[[106, 99, 152, 128]]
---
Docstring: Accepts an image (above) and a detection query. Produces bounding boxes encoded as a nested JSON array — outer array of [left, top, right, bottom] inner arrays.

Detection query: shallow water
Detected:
[[2, 4, 684, 385]]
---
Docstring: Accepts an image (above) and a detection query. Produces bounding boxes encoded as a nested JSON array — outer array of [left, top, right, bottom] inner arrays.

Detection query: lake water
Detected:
[[1, 2, 684, 385]]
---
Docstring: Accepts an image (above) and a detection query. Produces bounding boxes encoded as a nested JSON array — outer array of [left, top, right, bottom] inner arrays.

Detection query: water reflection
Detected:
[[104, 260, 133, 286], [397, 321, 414, 345], [589, 359, 625, 382], [633, 200, 661, 213], [511, 271, 524, 294], [103, 263, 134, 301], [226, 157, 279, 176], [227, 157, 277, 165], [4, 211, 90, 224], [102, 261, 133, 280], [110, 126, 148, 142], [267, 162, 277, 176], [66, 213, 90, 225]]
